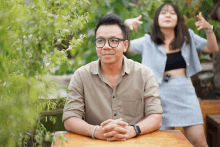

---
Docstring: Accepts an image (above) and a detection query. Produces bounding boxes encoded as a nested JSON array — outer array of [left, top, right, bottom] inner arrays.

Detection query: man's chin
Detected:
[[101, 58, 116, 64]]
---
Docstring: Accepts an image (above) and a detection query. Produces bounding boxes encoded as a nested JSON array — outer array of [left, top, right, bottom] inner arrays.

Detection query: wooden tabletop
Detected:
[[52, 130, 192, 147]]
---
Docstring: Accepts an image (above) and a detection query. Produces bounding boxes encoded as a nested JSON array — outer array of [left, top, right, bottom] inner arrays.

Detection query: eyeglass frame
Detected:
[[94, 37, 127, 48]]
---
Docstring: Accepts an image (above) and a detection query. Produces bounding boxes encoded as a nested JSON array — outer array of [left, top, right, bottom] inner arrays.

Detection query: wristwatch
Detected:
[[131, 125, 141, 137], [205, 25, 213, 34]]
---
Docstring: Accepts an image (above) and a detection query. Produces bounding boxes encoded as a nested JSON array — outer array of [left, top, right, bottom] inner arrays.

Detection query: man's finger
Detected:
[[103, 124, 118, 132], [101, 119, 114, 126], [115, 120, 128, 127], [104, 131, 117, 138], [117, 118, 123, 121], [101, 118, 127, 128], [114, 126, 127, 134], [114, 133, 128, 139], [106, 134, 128, 141]]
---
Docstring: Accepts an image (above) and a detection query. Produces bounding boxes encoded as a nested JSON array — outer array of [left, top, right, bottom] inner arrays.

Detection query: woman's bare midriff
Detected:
[[163, 68, 186, 77]]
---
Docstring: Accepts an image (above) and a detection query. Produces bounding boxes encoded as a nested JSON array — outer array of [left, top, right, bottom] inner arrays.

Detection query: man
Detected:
[[62, 14, 163, 141]]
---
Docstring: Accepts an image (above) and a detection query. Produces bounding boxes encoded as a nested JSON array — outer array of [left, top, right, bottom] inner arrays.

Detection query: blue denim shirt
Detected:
[[131, 29, 207, 84]]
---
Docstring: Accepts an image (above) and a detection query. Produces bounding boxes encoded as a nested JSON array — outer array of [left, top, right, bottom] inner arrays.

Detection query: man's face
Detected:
[[95, 25, 128, 65]]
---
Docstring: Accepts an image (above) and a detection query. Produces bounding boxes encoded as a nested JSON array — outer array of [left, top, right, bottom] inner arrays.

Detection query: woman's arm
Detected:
[[127, 45, 133, 53], [202, 31, 218, 53], [125, 15, 143, 53], [125, 15, 143, 32], [195, 12, 218, 53]]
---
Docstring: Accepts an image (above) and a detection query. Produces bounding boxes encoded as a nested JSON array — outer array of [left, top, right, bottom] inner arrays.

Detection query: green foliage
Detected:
[[21, 122, 67, 147], [0, 0, 88, 146], [55, 0, 164, 75], [34, 123, 53, 146], [56, 0, 220, 75]]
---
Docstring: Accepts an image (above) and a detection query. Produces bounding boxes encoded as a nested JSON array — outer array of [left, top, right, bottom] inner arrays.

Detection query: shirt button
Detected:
[[187, 63, 189, 66], [113, 96, 115, 99], [114, 113, 117, 116], [184, 55, 186, 58]]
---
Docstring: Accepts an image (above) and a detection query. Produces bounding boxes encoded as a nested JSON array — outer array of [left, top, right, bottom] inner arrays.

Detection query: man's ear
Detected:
[[123, 40, 129, 52]]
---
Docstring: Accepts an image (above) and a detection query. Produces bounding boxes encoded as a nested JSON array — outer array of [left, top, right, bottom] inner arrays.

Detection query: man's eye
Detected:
[[97, 39, 104, 43], [110, 39, 118, 43]]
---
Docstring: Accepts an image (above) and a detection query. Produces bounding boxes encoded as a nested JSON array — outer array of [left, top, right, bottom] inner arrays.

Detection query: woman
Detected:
[[125, 2, 218, 147]]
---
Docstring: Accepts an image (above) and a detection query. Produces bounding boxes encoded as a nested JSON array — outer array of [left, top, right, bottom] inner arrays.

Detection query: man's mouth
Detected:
[[101, 52, 115, 55]]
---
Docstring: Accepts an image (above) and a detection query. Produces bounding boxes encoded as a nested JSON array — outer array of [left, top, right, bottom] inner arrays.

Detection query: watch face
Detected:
[[136, 125, 141, 133], [134, 125, 141, 135]]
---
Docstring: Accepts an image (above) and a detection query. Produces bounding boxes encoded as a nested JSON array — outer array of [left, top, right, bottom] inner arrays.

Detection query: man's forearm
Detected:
[[64, 117, 95, 137], [136, 113, 162, 135]]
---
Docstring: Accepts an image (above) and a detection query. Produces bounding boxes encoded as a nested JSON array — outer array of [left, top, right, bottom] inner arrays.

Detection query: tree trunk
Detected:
[[211, 1, 220, 90], [213, 43, 220, 90]]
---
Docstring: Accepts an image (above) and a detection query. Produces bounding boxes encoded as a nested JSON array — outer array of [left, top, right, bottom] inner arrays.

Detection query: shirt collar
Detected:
[[91, 55, 131, 75]]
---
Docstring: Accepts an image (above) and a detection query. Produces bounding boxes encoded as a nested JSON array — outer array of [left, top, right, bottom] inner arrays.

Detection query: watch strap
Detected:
[[131, 125, 141, 137], [205, 25, 213, 34]]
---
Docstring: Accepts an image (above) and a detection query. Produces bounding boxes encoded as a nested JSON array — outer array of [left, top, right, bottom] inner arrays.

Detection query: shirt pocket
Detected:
[[121, 93, 143, 117]]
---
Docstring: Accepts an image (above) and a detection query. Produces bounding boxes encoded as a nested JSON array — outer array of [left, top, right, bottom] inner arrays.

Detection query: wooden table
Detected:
[[52, 130, 192, 147]]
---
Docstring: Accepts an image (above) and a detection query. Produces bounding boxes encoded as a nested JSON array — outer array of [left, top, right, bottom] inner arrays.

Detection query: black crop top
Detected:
[[165, 51, 186, 72]]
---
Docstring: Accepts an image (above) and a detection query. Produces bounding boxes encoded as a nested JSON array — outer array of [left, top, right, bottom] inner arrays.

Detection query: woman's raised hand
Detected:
[[195, 12, 212, 31], [125, 15, 143, 32]]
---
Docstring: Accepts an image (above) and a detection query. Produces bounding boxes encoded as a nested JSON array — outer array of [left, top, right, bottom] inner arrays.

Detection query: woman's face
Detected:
[[158, 5, 177, 29]]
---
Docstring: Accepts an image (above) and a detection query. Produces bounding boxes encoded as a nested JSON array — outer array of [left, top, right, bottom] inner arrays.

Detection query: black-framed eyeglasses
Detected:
[[94, 38, 127, 48]]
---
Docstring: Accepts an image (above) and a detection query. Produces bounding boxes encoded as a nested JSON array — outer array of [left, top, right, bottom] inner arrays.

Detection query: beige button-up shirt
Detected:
[[62, 56, 163, 125]]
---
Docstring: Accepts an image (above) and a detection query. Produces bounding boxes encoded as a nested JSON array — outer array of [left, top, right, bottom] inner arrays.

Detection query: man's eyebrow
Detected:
[[96, 37, 104, 39], [96, 36, 118, 39]]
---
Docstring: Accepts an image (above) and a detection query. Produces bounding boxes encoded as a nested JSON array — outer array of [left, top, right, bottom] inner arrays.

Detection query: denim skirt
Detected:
[[159, 76, 203, 129]]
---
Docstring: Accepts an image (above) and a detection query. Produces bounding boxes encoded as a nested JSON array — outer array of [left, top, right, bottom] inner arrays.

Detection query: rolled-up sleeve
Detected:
[[189, 29, 207, 51], [62, 69, 85, 122], [131, 36, 146, 54], [144, 74, 163, 117]]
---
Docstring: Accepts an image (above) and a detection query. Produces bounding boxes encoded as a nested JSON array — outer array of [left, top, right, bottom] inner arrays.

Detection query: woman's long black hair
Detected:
[[150, 2, 191, 50]]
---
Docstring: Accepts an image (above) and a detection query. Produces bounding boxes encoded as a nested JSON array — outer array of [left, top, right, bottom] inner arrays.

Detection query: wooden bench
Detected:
[[206, 114, 220, 147]]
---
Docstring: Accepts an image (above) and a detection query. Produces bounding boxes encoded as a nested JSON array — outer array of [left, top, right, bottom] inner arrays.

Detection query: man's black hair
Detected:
[[94, 14, 129, 41]]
